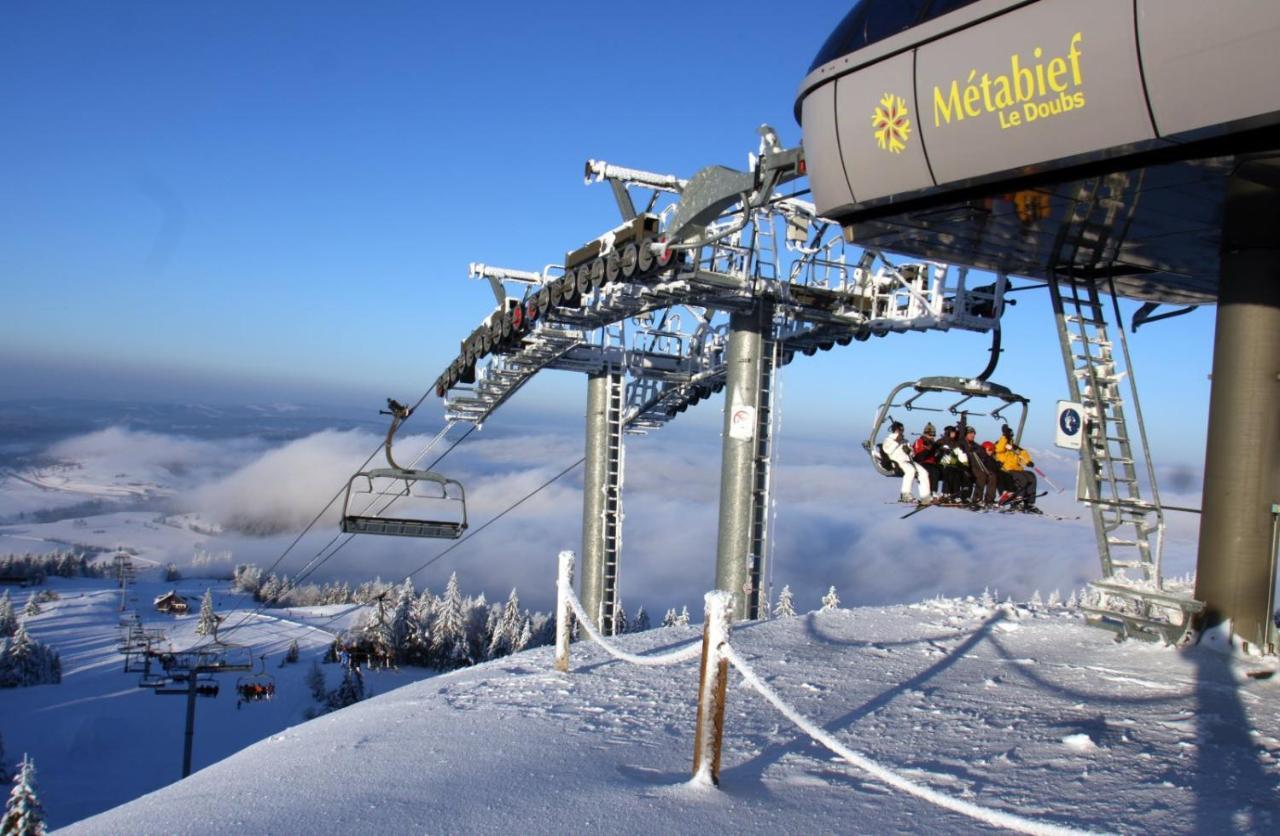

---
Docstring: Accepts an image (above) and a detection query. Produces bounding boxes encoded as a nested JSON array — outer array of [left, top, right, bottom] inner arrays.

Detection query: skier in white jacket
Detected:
[[881, 421, 932, 504]]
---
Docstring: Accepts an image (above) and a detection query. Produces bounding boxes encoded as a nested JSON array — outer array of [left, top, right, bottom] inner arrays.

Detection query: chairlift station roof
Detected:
[[796, 0, 1280, 304]]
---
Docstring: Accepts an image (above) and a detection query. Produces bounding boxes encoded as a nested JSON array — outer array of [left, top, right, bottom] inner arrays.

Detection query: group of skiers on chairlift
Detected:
[[881, 420, 1041, 513]]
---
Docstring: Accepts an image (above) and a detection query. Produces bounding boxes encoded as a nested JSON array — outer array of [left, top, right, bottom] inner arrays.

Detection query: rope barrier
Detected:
[[561, 580, 701, 667], [551, 550, 1101, 835], [719, 645, 1103, 836]]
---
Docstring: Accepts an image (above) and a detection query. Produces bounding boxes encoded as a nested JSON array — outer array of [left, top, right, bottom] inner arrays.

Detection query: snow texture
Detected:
[[59, 596, 1279, 835]]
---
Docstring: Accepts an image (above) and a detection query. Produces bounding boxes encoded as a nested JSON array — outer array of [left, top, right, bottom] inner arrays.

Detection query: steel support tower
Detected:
[[1196, 156, 1280, 652], [714, 304, 777, 621], [580, 368, 626, 633]]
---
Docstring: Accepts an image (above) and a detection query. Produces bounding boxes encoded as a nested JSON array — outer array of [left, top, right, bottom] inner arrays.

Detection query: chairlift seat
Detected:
[[865, 375, 1030, 478], [341, 467, 467, 541]]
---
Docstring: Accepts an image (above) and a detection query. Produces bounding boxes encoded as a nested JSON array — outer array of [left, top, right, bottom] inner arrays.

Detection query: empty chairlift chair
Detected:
[[341, 399, 468, 540]]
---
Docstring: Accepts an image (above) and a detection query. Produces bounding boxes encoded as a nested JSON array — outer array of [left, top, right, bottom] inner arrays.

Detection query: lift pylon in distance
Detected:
[[341, 398, 468, 540]]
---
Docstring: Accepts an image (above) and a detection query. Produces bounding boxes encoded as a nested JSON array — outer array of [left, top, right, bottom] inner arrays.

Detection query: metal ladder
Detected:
[[751, 207, 779, 282], [600, 368, 626, 635], [746, 332, 780, 619], [1049, 175, 1202, 642]]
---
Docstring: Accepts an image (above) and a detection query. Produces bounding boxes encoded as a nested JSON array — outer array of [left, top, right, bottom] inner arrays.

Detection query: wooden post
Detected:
[[692, 590, 732, 786], [554, 550, 575, 673]]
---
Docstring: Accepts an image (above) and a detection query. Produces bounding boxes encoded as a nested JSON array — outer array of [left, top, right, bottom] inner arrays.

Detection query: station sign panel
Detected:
[[1137, 0, 1280, 138], [833, 51, 935, 204], [915, 0, 1155, 186], [801, 82, 856, 217], [1055, 400, 1084, 450]]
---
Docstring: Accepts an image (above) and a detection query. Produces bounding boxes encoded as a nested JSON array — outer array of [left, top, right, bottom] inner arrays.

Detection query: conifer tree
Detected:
[[2, 754, 45, 836], [632, 606, 650, 632], [675, 606, 690, 626], [23, 595, 39, 618], [0, 592, 15, 638], [0, 625, 61, 688], [613, 601, 628, 636], [487, 588, 522, 660], [389, 579, 419, 664], [430, 573, 469, 669], [515, 617, 533, 653], [258, 575, 281, 604], [306, 660, 327, 703], [775, 585, 797, 618], [360, 595, 395, 668], [662, 608, 678, 628], [325, 667, 365, 712], [821, 586, 840, 611], [194, 589, 219, 637]]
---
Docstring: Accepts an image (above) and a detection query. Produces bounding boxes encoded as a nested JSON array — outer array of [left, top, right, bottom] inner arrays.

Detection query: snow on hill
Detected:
[[62, 598, 1279, 835], [2, 576, 432, 828]]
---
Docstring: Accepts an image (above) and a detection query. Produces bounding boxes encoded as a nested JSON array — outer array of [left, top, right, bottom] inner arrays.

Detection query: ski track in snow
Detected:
[[1, 586, 1261, 835]]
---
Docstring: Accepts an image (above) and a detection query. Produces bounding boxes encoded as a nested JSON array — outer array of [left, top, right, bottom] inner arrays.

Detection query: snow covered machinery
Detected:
[[235, 655, 276, 708], [863, 376, 1029, 477], [341, 399, 468, 539]]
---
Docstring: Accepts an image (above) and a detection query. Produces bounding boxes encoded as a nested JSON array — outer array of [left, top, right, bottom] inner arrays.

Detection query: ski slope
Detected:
[[3, 576, 435, 828], [62, 597, 1279, 834]]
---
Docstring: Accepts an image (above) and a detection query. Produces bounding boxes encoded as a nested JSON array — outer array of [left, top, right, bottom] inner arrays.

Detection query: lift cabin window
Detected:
[[807, 0, 982, 71]]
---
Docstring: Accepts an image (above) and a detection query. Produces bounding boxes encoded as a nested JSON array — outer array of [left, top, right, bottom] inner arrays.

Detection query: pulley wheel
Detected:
[[620, 243, 638, 279]]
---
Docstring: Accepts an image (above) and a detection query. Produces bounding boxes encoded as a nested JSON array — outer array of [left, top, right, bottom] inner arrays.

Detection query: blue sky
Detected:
[[1, 2, 1216, 466]]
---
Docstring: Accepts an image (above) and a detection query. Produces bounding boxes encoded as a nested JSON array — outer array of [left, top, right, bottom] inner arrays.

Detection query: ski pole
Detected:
[[1031, 465, 1063, 493], [1017, 445, 1064, 493]]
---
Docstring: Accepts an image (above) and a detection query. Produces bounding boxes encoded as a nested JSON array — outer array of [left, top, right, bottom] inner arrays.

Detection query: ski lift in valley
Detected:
[[863, 375, 1029, 476], [341, 399, 468, 539], [236, 655, 276, 708]]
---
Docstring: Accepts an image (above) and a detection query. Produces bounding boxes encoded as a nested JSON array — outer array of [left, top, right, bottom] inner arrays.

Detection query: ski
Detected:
[[900, 501, 934, 519], [898, 492, 1071, 520]]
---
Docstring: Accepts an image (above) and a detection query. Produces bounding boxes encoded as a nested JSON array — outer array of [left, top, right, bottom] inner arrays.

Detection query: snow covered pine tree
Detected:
[[0, 592, 16, 638], [194, 589, 219, 637], [2, 754, 46, 836], [0, 625, 61, 688], [775, 585, 796, 617]]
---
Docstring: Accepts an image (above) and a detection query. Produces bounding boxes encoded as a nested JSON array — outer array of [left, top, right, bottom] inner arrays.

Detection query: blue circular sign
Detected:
[[1059, 407, 1081, 437]]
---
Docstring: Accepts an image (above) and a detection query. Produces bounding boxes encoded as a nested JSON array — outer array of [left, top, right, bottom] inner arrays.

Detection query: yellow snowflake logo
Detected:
[[871, 93, 911, 154]]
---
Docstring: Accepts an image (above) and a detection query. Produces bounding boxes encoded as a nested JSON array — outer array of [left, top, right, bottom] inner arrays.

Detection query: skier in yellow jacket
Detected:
[[994, 425, 1040, 513]]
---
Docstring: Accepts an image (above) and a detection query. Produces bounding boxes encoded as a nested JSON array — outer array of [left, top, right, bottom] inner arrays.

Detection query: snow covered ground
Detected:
[[62, 597, 1279, 835], [3, 575, 433, 828]]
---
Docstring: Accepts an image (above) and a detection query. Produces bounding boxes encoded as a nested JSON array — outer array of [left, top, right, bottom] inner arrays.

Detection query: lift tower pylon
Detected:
[[581, 367, 626, 633], [1196, 155, 1280, 652], [715, 303, 776, 621]]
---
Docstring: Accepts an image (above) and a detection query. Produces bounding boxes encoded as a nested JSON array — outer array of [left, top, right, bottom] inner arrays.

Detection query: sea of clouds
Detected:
[[8, 420, 1206, 617]]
